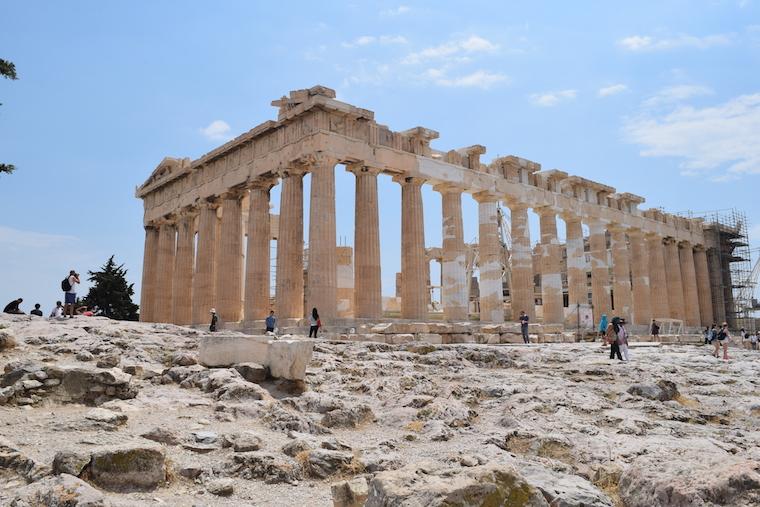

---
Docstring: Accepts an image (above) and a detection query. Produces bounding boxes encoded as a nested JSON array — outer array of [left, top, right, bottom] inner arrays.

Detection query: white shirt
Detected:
[[67, 275, 79, 294], [51, 306, 64, 318]]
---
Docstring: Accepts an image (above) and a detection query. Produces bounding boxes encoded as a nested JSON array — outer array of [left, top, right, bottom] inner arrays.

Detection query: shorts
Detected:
[[64, 292, 76, 304]]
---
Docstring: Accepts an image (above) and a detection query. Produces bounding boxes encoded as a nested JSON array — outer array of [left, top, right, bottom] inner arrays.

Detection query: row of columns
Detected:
[[140, 163, 716, 329]]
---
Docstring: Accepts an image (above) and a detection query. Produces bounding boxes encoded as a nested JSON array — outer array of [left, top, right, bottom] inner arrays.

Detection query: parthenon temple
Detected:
[[136, 85, 723, 334]]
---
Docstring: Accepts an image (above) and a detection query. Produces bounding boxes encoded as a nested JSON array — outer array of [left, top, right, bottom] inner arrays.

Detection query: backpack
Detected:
[[61, 277, 72, 292]]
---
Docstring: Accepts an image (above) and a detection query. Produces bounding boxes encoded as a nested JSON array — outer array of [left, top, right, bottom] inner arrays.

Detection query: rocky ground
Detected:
[[1, 314, 759, 506]]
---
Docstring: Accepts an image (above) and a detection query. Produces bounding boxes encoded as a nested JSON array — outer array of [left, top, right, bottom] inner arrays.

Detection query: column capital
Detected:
[[678, 239, 693, 248], [197, 196, 221, 210], [607, 222, 629, 233], [392, 175, 426, 186], [299, 152, 340, 170], [663, 236, 677, 245], [473, 191, 501, 203], [559, 211, 582, 223], [432, 183, 465, 195], [155, 214, 178, 227], [144, 221, 159, 230], [346, 162, 383, 176], [693, 243, 707, 252], [220, 186, 248, 201], [504, 198, 529, 211], [276, 164, 307, 179], [533, 205, 559, 217], [247, 175, 278, 191], [178, 205, 199, 220]]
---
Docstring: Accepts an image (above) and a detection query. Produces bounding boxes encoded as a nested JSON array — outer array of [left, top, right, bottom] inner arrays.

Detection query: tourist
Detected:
[[63, 270, 80, 318], [265, 310, 277, 333], [519, 310, 529, 344], [751, 332, 758, 351], [619, 318, 631, 361], [598, 314, 608, 342], [30, 304, 43, 317], [713, 322, 730, 360], [209, 308, 218, 332], [709, 324, 718, 344], [49, 301, 64, 319], [606, 317, 623, 361], [91, 305, 103, 316], [3, 298, 24, 315], [651, 319, 660, 339], [703, 326, 711, 345], [76, 306, 94, 316], [309, 308, 320, 338], [739, 328, 748, 349]]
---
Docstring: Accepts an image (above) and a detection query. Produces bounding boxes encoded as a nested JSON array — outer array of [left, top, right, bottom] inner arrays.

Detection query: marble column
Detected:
[[154, 219, 177, 323], [351, 165, 382, 319], [244, 181, 273, 321], [628, 229, 652, 326], [588, 219, 611, 322], [537, 207, 563, 324], [306, 155, 338, 320], [707, 248, 726, 324], [664, 238, 685, 321], [563, 214, 587, 308], [399, 176, 427, 320], [646, 234, 670, 320], [693, 246, 714, 326], [215, 190, 245, 323], [476, 194, 504, 323], [275, 170, 304, 319], [509, 203, 534, 320], [192, 200, 220, 325], [609, 225, 632, 322], [139, 225, 159, 322], [679, 241, 701, 327], [172, 209, 196, 325], [438, 186, 468, 321]]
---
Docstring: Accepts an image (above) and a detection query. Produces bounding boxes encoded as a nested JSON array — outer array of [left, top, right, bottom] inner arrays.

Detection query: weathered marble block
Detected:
[[198, 335, 313, 381]]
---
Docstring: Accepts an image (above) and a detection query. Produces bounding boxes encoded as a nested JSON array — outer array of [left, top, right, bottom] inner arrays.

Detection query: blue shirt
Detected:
[[265, 315, 276, 328]]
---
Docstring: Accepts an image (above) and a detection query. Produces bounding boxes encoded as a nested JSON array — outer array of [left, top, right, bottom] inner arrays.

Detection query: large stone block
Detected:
[[89, 444, 166, 491], [199, 335, 313, 381]]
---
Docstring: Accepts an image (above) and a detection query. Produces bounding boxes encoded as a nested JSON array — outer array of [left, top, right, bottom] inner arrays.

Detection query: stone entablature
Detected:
[[137, 85, 715, 329]]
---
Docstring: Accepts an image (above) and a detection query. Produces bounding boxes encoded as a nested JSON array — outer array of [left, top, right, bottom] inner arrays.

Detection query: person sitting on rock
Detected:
[[49, 301, 64, 319], [3, 298, 25, 315], [30, 303, 43, 317]]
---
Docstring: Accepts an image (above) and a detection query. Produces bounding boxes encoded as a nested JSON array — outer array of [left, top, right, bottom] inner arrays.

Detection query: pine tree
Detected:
[[82, 256, 140, 321], [1, 58, 18, 175]]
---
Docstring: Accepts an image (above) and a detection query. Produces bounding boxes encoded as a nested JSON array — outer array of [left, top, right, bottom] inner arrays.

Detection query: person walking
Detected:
[[606, 317, 623, 361], [713, 322, 730, 360], [30, 304, 43, 317], [651, 319, 660, 339], [309, 308, 320, 338], [598, 314, 608, 342], [209, 308, 218, 332], [619, 318, 631, 361], [751, 332, 758, 351], [519, 310, 530, 344], [62, 270, 80, 318], [3, 298, 24, 314], [265, 310, 277, 333]]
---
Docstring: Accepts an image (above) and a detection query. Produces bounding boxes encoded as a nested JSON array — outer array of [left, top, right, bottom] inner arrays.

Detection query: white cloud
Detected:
[[432, 70, 509, 89], [642, 84, 713, 108], [598, 84, 628, 97], [200, 120, 231, 141], [0, 226, 76, 249], [530, 89, 577, 107], [381, 5, 410, 16], [402, 35, 498, 64], [618, 33, 731, 51], [342, 35, 408, 48], [624, 93, 760, 180]]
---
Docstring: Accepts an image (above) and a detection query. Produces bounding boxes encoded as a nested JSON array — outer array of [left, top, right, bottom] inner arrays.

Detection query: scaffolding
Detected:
[[679, 208, 755, 331]]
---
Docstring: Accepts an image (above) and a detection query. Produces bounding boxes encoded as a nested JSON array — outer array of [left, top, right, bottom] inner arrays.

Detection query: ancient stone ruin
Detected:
[[136, 85, 719, 336]]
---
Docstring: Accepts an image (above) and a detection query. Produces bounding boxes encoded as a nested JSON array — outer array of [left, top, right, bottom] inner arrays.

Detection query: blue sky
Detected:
[[1, 1, 759, 313]]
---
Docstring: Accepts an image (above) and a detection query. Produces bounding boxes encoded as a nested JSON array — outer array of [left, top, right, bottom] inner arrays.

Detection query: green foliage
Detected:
[[0, 164, 15, 174], [82, 255, 140, 321], [0, 59, 17, 80]]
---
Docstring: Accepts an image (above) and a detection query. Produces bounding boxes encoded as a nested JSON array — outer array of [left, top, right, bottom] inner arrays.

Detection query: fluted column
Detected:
[[679, 241, 701, 327], [707, 248, 726, 324], [192, 199, 220, 324], [154, 218, 177, 323], [563, 214, 586, 308], [509, 203, 534, 320], [629, 229, 652, 326], [398, 176, 427, 320], [476, 194, 504, 323], [140, 225, 159, 322], [215, 190, 245, 323], [537, 207, 563, 324], [276, 170, 304, 319], [172, 209, 197, 325], [437, 186, 468, 321], [350, 165, 382, 319], [306, 155, 338, 320], [609, 225, 632, 322], [646, 234, 669, 319], [694, 246, 714, 326], [664, 238, 685, 321], [244, 180, 274, 321], [588, 219, 611, 322]]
